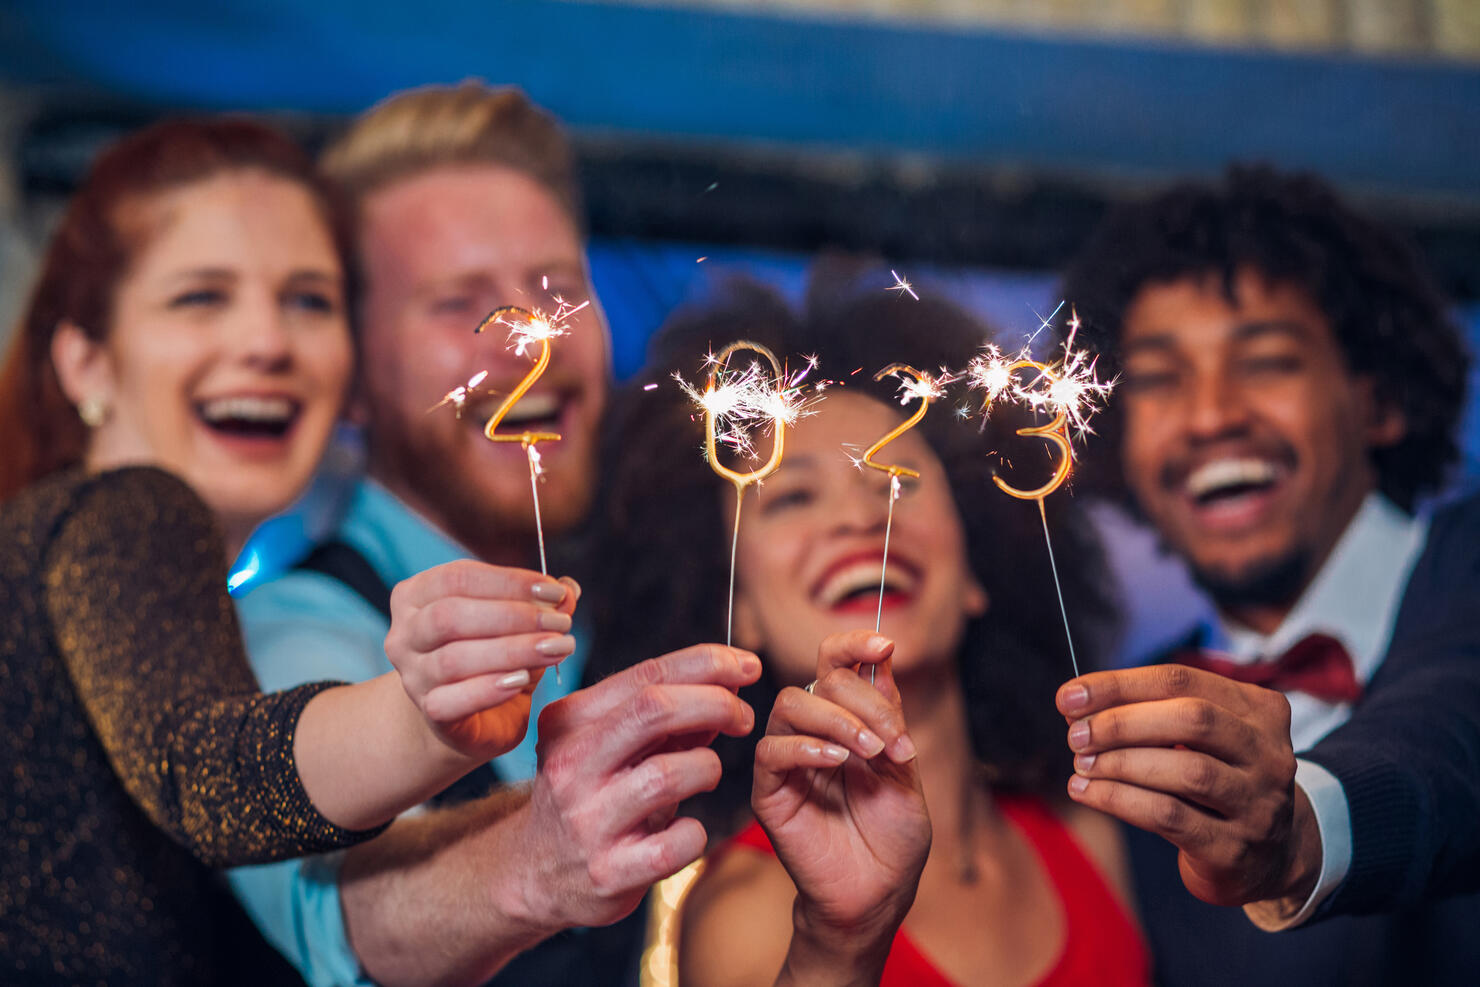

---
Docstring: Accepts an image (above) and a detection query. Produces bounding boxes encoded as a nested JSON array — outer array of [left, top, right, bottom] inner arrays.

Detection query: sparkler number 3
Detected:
[[989, 359, 1073, 501]]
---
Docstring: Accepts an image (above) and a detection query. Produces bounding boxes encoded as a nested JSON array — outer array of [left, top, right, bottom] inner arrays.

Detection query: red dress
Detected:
[[726, 796, 1150, 986]]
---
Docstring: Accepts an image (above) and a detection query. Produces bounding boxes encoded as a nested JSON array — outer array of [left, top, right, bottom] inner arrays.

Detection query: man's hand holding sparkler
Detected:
[[501, 643, 761, 933], [1055, 666, 1319, 912], [756, 630, 930, 987], [385, 559, 579, 762]]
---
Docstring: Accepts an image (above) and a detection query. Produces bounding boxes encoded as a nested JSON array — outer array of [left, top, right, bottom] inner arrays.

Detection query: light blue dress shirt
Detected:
[[227, 478, 581, 986]]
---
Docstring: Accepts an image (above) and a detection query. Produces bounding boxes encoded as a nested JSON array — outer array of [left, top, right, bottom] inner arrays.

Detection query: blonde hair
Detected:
[[322, 81, 582, 227]]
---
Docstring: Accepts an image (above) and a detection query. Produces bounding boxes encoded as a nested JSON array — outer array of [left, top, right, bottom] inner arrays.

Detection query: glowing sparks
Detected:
[[966, 316, 1114, 442], [482, 297, 590, 359], [431, 369, 492, 416], [675, 348, 819, 469], [888, 269, 919, 301]]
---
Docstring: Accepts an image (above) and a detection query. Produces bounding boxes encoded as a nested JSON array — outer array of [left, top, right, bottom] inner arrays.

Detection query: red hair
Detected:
[[0, 117, 353, 501]]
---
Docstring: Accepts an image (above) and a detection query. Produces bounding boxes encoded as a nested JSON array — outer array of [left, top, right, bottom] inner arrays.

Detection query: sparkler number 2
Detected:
[[860, 364, 943, 682], [474, 303, 562, 583], [477, 305, 562, 449], [989, 359, 1072, 501]]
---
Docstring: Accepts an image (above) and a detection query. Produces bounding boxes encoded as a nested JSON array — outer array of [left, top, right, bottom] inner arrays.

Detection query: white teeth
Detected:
[[199, 395, 296, 424], [499, 392, 561, 424], [1186, 458, 1280, 500], [817, 560, 915, 607]]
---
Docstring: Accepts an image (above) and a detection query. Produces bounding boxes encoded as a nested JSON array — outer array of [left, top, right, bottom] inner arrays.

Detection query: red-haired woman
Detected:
[[0, 119, 577, 984]]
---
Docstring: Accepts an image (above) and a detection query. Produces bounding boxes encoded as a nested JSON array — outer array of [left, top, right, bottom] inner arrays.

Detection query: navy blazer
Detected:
[[1129, 491, 1480, 986]]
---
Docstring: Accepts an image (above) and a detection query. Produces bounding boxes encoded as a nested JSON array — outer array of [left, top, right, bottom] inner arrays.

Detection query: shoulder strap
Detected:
[[293, 540, 393, 619]]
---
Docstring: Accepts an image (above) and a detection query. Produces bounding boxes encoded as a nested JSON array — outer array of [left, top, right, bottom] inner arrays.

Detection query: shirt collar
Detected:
[[340, 478, 472, 585], [1220, 493, 1429, 683]]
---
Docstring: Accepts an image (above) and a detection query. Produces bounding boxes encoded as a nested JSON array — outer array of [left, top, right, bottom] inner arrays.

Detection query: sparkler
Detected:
[[967, 311, 1114, 677], [677, 341, 814, 645], [857, 364, 948, 681]]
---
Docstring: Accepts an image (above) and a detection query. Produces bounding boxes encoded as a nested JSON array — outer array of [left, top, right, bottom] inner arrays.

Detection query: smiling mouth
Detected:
[[814, 555, 920, 610], [195, 395, 300, 440], [468, 390, 567, 436], [1183, 457, 1285, 508]]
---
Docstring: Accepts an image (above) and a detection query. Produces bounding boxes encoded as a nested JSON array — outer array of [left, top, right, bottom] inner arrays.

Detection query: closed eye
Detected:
[[285, 290, 338, 314], [169, 288, 227, 309]]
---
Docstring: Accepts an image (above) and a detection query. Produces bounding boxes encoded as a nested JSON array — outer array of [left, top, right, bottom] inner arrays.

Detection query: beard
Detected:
[[368, 409, 595, 563], [1187, 546, 1312, 613]]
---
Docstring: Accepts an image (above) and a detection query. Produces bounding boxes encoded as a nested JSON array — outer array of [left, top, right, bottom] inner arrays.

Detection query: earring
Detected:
[[78, 396, 108, 428]]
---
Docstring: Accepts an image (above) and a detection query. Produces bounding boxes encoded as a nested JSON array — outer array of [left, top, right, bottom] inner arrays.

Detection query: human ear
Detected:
[[50, 321, 116, 411], [963, 577, 989, 619], [1360, 379, 1406, 449]]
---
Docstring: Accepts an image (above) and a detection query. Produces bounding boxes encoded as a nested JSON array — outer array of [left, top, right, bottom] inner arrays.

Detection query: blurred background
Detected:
[[3, 0, 1478, 661]]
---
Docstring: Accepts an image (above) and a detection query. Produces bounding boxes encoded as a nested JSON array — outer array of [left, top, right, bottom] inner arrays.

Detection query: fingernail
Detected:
[[818, 744, 849, 763], [538, 611, 573, 632], [857, 729, 885, 757], [1074, 753, 1096, 773], [867, 635, 891, 655], [889, 732, 918, 763], [1061, 684, 1089, 713], [739, 651, 762, 676], [536, 634, 577, 656], [1068, 774, 1089, 795], [565, 577, 583, 602], [531, 582, 566, 603], [498, 669, 531, 689], [1068, 720, 1090, 751]]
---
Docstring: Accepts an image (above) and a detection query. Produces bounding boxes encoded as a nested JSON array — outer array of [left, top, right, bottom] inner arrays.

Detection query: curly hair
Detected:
[[1060, 164, 1470, 511], [579, 273, 1118, 840]]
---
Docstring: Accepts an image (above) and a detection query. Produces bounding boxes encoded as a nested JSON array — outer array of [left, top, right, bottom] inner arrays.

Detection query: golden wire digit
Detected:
[[989, 359, 1073, 501], [476, 306, 562, 446], [862, 363, 933, 480], [705, 340, 787, 489]]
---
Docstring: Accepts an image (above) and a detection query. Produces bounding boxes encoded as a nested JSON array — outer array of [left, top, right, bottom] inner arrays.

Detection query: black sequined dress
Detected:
[[0, 468, 384, 984]]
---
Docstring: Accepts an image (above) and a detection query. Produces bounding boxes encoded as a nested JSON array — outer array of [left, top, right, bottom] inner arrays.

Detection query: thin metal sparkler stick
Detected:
[[524, 440, 561, 684], [526, 443, 548, 576], [725, 485, 745, 647], [871, 474, 901, 684], [1036, 498, 1079, 678]]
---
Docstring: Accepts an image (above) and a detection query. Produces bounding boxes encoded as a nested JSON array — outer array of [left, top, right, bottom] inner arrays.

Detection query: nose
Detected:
[[235, 293, 293, 372], [830, 473, 892, 534], [1183, 368, 1250, 443]]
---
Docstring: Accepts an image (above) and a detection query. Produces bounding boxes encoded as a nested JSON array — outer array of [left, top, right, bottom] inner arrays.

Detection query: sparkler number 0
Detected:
[[862, 363, 932, 480], [705, 340, 787, 489], [990, 359, 1073, 501], [476, 306, 562, 447]]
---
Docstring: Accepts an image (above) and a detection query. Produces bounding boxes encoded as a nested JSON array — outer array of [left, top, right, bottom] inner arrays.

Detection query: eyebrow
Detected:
[[284, 269, 341, 285], [1122, 318, 1312, 356], [1230, 319, 1310, 344]]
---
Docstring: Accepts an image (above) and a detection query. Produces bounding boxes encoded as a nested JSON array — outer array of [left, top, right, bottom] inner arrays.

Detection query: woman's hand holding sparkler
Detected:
[[385, 559, 579, 762], [755, 629, 930, 987]]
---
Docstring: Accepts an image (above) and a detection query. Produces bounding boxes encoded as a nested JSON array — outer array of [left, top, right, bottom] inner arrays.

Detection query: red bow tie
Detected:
[[1174, 633, 1363, 705]]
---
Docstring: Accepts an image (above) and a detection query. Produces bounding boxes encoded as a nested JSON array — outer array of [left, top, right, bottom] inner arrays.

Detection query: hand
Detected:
[[385, 560, 579, 761], [507, 643, 761, 932], [1056, 664, 1319, 907], [756, 630, 929, 977]]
